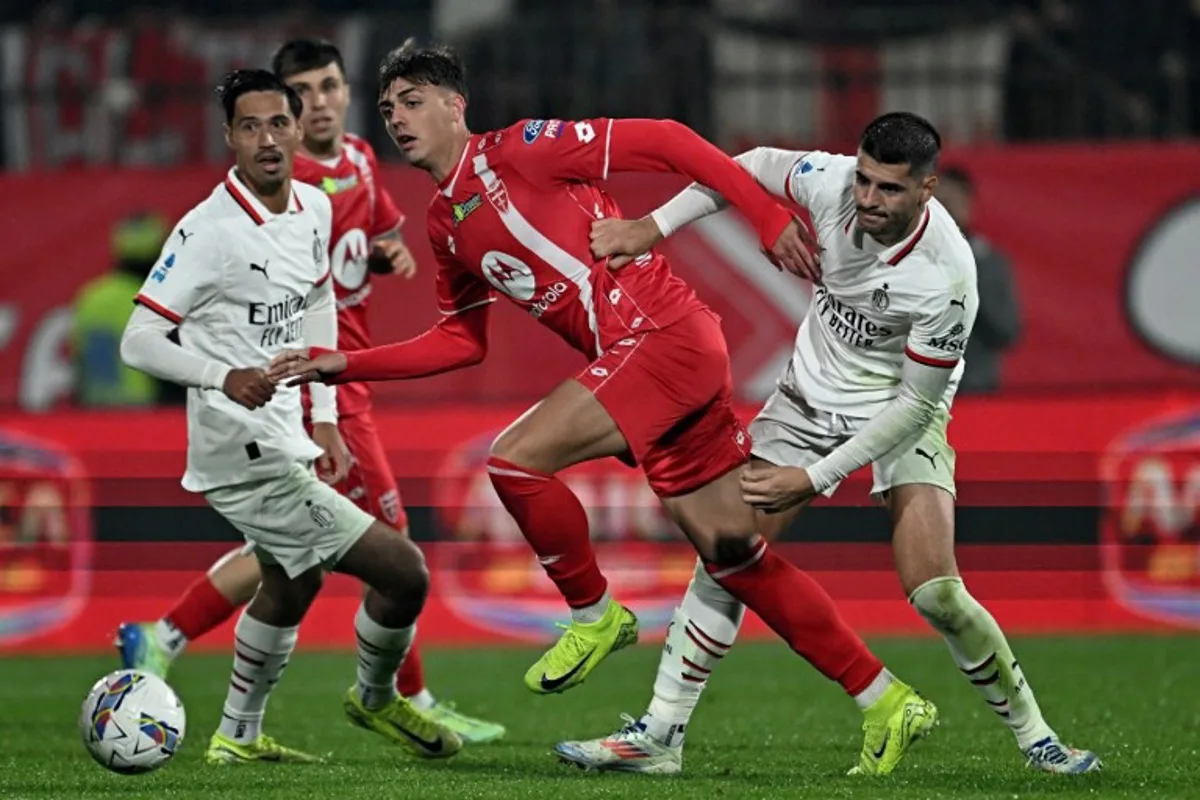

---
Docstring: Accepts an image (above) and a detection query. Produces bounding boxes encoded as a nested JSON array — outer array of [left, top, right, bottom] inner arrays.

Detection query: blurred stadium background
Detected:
[[0, 0, 1198, 655]]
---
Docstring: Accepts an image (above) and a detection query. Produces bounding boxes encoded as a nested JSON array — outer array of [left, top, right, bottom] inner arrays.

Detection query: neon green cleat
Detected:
[[850, 681, 939, 776], [524, 599, 639, 695], [114, 622, 172, 679], [344, 687, 462, 759], [424, 702, 506, 744], [204, 732, 323, 765]]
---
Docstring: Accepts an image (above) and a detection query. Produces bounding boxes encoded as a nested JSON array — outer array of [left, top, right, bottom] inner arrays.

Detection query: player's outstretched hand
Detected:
[[739, 463, 816, 513], [311, 421, 352, 485], [767, 219, 822, 283], [368, 236, 418, 279], [222, 367, 276, 410], [590, 217, 663, 269], [267, 348, 348, 386]]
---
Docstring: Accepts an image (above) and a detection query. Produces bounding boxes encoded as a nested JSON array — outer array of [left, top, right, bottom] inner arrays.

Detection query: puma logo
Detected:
[[250, 259, 269, 279], [949, 295, 967, 309], [915, 447, 939, 468]]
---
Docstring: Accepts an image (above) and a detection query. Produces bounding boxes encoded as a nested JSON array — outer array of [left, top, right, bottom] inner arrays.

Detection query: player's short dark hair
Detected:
[[215, 69, 303, 124], [272, 38, 346, 82], [859, 112, 942, 177], [939, 166, 974, 193], [377, 38, 469, 102]]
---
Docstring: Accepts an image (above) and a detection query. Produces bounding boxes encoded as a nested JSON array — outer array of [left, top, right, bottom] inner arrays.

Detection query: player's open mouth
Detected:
[[258, 152, 283, 173], [395, 135, 417, 149]]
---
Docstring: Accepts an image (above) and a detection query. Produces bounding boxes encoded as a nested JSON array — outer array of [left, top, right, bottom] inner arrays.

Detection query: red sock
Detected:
[[163, 575, 238, 641], [706, 538, 883, 696], [395, 642, 426, 697], [486, 456, 608, 608]]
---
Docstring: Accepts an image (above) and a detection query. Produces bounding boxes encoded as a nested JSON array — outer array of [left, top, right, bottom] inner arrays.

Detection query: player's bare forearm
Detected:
[[607, 120, 792, 247]]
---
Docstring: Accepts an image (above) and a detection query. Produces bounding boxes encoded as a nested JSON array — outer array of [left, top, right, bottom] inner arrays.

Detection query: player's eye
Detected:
[[405, 99, 421, 108]]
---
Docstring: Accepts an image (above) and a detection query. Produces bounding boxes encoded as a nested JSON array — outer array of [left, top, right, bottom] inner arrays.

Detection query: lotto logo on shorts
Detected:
[[591, 367, 609, 378], [307, 500, 336, 530]]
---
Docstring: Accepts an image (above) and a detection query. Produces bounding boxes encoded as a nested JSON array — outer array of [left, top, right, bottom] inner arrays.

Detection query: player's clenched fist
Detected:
[[368, 236, 418, 279], [767, 219, 823, 283], [267, 348, 348, 386], [590, 217, 663, 268], [222, 368, 277, 409]]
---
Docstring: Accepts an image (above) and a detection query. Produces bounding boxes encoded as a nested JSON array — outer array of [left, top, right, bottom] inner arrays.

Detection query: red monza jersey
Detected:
[[294, 132, 403, 416], [426, 119, 717, 355]]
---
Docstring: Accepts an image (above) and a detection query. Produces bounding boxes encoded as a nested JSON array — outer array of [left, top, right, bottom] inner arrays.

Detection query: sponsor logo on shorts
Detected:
[[307, 500, 336, 530], [378, 489, 401, 524]]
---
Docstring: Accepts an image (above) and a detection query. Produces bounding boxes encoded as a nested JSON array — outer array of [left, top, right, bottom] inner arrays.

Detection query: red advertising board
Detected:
[[2, 145, 1198, 412], [2, 393, 1200, 652]]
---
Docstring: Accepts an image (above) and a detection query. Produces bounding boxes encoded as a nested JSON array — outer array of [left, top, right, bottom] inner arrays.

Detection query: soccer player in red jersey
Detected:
[[114, 39, 504, 745], [272, 40, 934, 773]]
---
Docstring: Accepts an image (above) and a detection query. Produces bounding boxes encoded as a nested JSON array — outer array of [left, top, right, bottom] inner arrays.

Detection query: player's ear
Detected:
[[223, 123, 233, 151], [921, 173, 938, 204], [451, 92, 466, 122]]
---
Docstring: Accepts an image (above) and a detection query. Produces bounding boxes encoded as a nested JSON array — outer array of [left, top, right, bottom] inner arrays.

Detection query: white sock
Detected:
[[570, 591, 611, 624], [852, 668, 895, 710], [216, 612, 297, 744], [910, 576, 1056, 750], [408, 688, 436, 711], [153, 618, 188, 659], [642, 560, 743, 747], [354, 603, 416, 711]]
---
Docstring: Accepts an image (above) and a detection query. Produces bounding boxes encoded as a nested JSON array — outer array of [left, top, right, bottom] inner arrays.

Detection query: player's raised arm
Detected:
[[270, 246, 493, 385], [120, 223, 273, 408], [802, 281, 979, 494], [515, 118, 817, 276]]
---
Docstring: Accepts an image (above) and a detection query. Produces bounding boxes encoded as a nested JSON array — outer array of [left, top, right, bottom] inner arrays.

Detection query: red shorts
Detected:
[[576, 310, 751, 497], [307, 412, 408, 529]]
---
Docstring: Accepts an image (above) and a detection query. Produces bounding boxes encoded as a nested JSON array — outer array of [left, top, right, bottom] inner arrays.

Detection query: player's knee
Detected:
[[909, 576, 975, 636], [378, 535, 430, 612], [699, 529, 760, 567], [252, 565, 323, 626], [488, 427, 542, 473]]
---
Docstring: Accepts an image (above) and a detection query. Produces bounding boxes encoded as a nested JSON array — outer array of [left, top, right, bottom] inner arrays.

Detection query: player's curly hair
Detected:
[[214, 69, 303, 124], [377, 38, 469, 102], [860, 112, 942, 176]]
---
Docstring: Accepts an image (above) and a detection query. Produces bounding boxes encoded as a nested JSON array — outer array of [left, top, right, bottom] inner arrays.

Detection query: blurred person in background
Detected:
[[935, 167, 1021, 394], [71, 213, 186, 407]]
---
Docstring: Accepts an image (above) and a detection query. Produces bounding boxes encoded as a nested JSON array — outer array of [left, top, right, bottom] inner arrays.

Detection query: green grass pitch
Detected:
[[1, 636, 1196, 799]]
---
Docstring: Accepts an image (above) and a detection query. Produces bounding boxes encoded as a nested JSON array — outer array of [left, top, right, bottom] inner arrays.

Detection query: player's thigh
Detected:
[[339, 413, 409, 531], [205, 463, 374, 582], [333, 519, 429, 602], [873, 409, 959, 594], [248, 560, 325, 626], [489, 378, 630, 474], [748, 457, 814, 543]]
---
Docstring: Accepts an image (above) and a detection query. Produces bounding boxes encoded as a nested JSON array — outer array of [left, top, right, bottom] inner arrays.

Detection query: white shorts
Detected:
[[206, 462, 375, 578], [748, 388, 957, 501]]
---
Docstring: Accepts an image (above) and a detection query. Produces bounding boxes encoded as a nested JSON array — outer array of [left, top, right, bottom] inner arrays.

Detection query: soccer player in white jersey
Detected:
[[119, 69, 462, 764], [556, 112, 1100, 775]]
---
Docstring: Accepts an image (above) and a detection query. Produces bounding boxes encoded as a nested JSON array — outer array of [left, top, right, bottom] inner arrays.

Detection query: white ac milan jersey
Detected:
[[133, 168, 334, 491], [772, 151, 979, 418]]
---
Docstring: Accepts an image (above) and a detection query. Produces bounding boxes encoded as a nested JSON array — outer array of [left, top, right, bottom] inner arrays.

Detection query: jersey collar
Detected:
[[844, 205, 930, 266], [439, 137, 474, 197], [224, 167, 304, 225]]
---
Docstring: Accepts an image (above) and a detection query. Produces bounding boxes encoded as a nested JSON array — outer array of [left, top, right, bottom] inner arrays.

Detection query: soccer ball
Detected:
[[79, 669, 186, 774]]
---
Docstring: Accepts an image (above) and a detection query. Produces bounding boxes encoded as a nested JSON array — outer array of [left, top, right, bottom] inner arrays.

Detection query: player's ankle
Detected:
[[407, 688, 436, 711], [356, 682, 396, 711], [639, 714, 686, 748], [570, 592, 612, 625], [852, 668, 895, 711]]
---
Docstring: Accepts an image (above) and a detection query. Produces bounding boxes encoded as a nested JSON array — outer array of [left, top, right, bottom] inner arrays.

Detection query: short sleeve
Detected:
[[366, 143, 405, 237], [133, 218, 222, 324], [904, 279, 978, 368], [503, 118, 614, 184]]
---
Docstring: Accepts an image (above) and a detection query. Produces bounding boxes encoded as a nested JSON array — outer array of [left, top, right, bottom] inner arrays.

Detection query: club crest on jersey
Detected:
[[485, 181, 510, 214], [871, 283, 890, 311], [312, 229, 324, 266], [452, 193, 483, 226], [480, 250, 537, 301], [523, 119, 546, 144]]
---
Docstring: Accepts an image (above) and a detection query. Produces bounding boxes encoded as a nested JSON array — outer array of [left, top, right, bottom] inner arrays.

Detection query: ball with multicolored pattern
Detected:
[[79, 669, 186, 774]]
